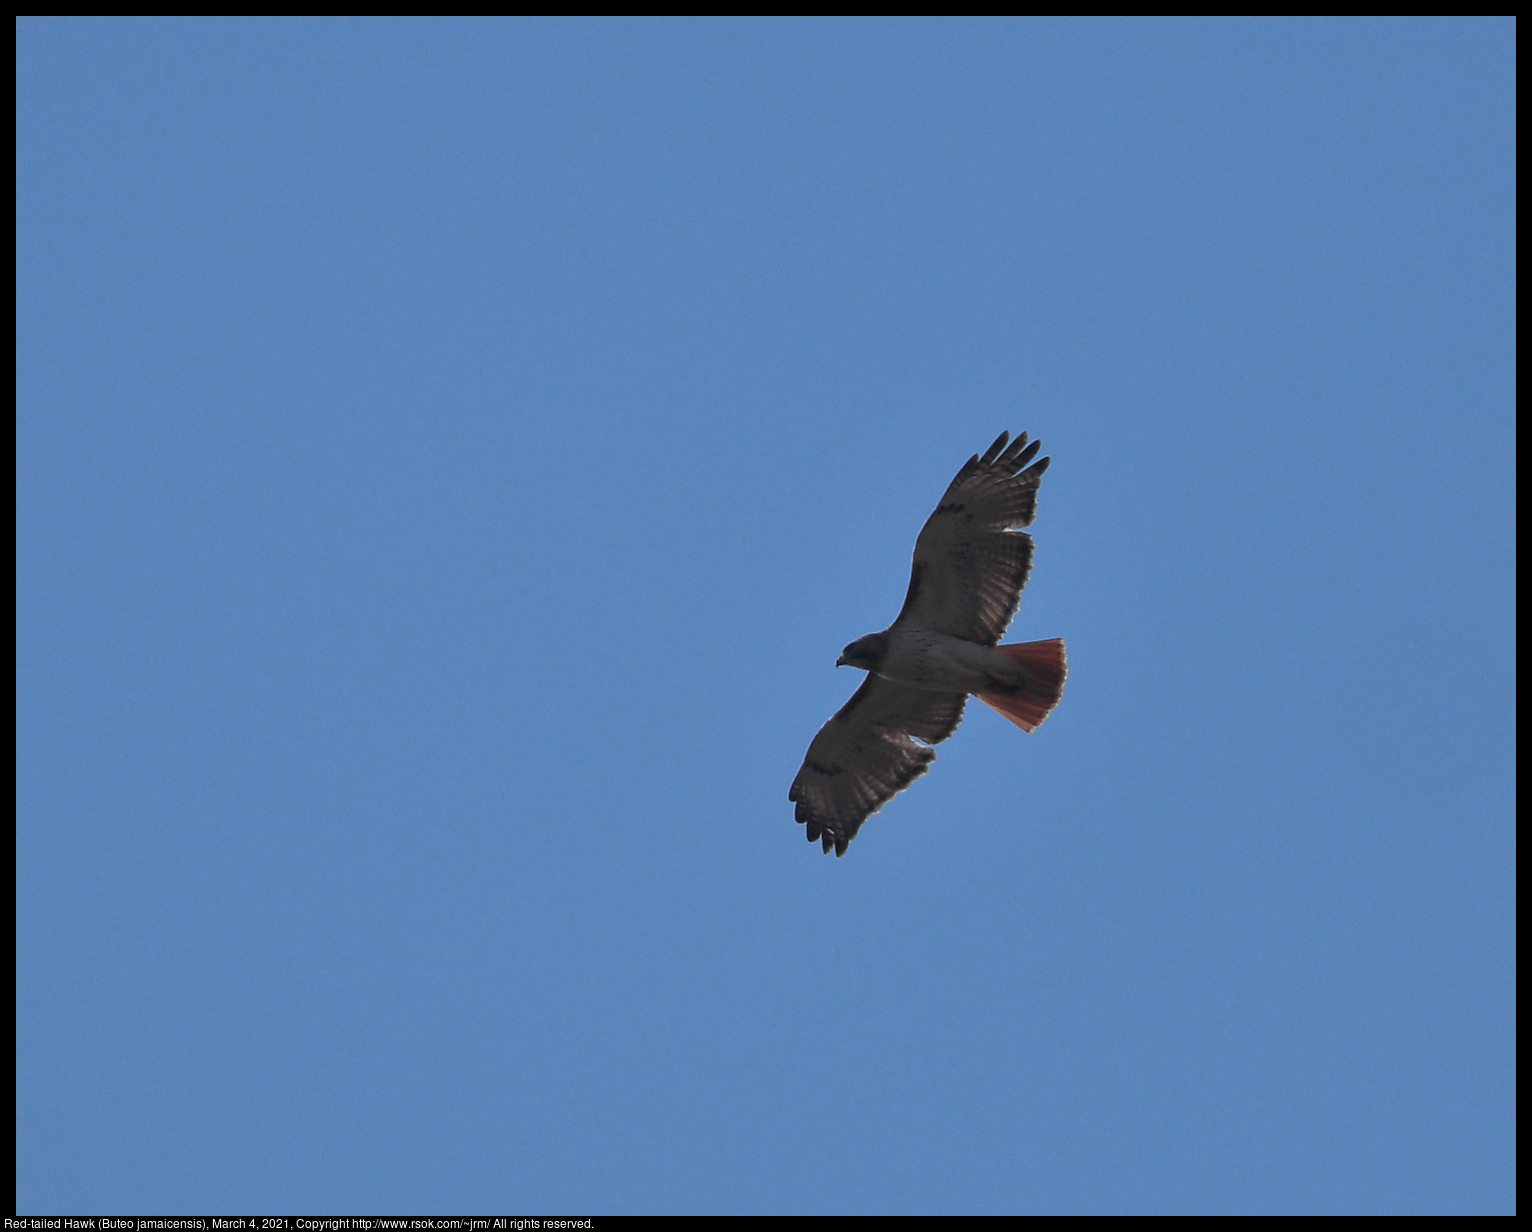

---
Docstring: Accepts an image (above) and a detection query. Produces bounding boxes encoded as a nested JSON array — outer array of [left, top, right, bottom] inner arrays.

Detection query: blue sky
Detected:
[[16, 17, 1514, 1215]]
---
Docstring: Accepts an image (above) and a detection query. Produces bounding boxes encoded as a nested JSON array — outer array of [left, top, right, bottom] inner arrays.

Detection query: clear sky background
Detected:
[[16, 17, 1514, 1216]]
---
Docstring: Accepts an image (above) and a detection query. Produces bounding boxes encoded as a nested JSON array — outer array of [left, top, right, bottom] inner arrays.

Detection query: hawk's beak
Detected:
[[835, 654, 849, 667]]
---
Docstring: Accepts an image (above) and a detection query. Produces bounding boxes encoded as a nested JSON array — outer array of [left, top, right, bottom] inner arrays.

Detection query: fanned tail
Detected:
[[976, 638, 1067, 733]]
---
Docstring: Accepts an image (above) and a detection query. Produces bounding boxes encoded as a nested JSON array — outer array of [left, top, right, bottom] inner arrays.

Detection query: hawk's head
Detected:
[[836, 632, 889, 671]]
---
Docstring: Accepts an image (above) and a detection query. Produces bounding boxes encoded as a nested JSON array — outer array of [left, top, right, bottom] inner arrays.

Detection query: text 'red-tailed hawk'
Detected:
[[789, 431, 1067, 856]]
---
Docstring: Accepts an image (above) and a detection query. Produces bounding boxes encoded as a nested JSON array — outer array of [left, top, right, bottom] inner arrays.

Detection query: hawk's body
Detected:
[[789, 431, 1066, 856], [875, 629, 1032, 695]]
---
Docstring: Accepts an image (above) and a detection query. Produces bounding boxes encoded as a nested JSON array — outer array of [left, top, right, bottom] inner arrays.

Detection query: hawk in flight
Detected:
[[789, 431, 1067, 856]]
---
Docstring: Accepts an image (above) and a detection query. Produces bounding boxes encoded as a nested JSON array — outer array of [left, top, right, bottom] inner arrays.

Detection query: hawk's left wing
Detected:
[[891, 430, 1050, 646], [789, 677, 967, 856]]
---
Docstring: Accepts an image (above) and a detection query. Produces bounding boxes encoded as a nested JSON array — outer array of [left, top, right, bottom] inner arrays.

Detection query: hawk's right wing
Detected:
[[789, 676, 967, 856]]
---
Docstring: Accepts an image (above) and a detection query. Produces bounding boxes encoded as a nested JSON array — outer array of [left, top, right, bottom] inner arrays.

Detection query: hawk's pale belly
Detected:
[[876, 630, 1025, 695]]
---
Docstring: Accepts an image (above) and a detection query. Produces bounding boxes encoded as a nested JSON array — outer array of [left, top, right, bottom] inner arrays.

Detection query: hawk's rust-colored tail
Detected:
[[976, 638, 1067, 733]]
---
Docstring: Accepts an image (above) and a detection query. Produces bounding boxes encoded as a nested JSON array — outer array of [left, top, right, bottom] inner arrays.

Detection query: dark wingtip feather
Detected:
[[1012, 439, 1042, 471], [997, 432, 1030, 467], [979, 431, 1010, 466]]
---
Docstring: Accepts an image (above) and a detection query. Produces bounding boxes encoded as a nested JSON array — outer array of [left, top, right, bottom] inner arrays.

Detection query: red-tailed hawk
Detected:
[[789, 431, 1067, 856]]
